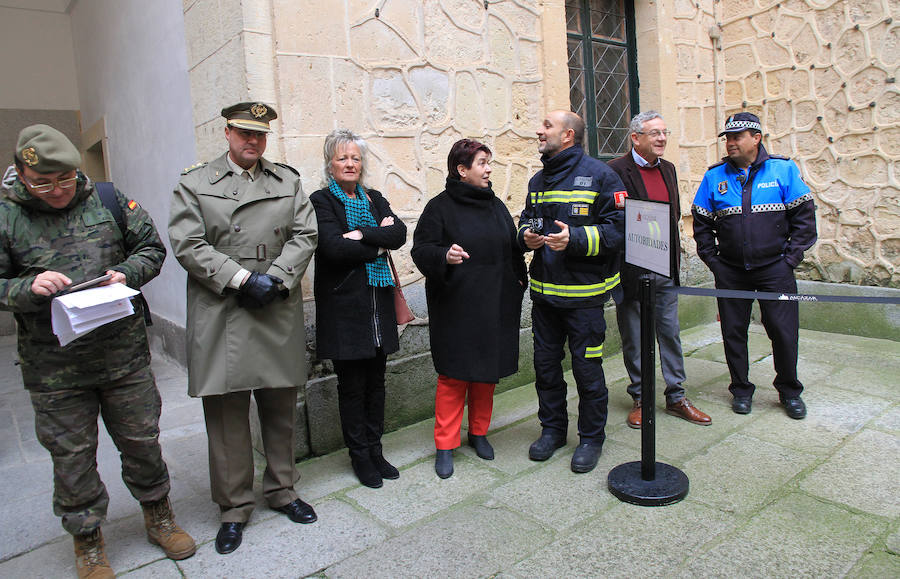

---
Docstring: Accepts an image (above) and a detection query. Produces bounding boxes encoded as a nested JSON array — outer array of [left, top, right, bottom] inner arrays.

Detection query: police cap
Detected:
[[718, 112, 762, 137]]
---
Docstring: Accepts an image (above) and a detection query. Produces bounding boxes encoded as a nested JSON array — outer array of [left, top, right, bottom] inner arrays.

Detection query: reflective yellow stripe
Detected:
[[530, 190, 598, 204], [585, 345, 604, 359], [529, 272, 620, 297], [584, 225, 600, 256]]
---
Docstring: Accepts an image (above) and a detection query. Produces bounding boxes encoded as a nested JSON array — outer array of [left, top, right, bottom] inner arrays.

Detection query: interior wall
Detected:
[[69, 0, 197, 324]]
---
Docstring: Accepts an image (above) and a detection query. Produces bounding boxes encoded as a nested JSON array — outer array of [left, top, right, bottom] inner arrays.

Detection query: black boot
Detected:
[[435, 449, 454, 479], [350, 451, 383, 488], [467, 434, 494, 460], [370, 448, 400, 480]]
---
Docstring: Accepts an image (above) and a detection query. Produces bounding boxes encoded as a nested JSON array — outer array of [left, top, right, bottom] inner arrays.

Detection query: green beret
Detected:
[[221, 101, 277, 133], [16, 124, 81, 174]]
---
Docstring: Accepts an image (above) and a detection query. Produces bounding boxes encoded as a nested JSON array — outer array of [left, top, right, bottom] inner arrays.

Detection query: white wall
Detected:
[[70, 0, 196, 324], [0, 7, 79, 109]]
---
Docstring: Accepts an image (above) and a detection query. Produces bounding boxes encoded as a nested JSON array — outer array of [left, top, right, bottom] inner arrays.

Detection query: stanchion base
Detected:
[[607, 461, 689, 506]]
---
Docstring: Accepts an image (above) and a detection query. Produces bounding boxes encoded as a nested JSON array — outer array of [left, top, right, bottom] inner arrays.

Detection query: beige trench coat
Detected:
[[169, 153, 318, 397]]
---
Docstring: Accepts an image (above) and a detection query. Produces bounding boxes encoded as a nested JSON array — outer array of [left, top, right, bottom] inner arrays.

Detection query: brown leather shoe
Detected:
[[627, 400, 642, 429], [665, 398, 712, 425]]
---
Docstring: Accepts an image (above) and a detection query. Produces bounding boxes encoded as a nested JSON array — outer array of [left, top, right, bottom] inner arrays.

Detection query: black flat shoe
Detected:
[[781, 396, 807, 419], [528, 432, 566, 461], [435, 449, 453, 479], [468, 434, 494, 460], [571, 442, 602, 473], [215, 522, 243, 555], [370, 452, 400, 480], [351, 454, 383, 488], [274, 499, 317, 524], [732, 396, 752, 415]]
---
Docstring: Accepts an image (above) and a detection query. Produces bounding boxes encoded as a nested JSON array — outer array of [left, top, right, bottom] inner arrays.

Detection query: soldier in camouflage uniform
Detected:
[[0, 125, 195, 579]]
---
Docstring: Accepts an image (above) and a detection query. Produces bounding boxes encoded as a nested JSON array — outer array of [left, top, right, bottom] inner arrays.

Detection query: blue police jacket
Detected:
[[518, 146, 625, 308], [691, 143, 817, 270]]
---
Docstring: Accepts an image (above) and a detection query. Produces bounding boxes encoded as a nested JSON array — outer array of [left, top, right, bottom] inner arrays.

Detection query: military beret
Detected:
[[221, 101, 277, 133], [719, 112, 762, 137], [16, 124, 81, 173]]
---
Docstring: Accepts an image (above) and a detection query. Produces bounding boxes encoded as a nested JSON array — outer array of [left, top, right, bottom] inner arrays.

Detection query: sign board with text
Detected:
[[624, 198, 671, 278]]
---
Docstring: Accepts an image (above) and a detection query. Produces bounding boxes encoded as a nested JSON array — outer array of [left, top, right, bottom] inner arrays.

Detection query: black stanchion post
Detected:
[[607, 271, 690, 506]]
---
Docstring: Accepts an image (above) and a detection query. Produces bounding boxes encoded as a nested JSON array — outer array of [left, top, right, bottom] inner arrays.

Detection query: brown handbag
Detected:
[[388, 252, 415, 324]]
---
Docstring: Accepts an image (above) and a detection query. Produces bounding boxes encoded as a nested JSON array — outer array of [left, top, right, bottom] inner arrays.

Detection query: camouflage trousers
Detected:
[[29, 365, 171, 536]]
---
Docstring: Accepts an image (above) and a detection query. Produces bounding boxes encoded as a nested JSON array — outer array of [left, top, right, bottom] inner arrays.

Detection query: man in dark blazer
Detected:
[[608, 111, 711, 429]]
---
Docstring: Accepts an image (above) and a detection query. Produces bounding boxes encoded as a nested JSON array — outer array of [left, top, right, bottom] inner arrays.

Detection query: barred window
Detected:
[[566, 0, 638, 159]]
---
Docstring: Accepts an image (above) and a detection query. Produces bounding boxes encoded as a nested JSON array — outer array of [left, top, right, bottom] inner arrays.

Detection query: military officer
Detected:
[[0, 124, 195, 579], [169, 102, 319, 555]]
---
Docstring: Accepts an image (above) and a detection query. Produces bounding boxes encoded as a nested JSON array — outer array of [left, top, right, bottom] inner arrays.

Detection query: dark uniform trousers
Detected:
[[202, 387, 299, 523], [714, 259, 803, 399], [30, 365, 170, 536], [532, 302, 609, 443], [332, 350, 387, 459]]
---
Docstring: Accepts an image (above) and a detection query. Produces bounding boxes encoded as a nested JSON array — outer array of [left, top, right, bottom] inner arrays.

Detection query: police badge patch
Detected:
[[717, 181, 728, 194], [571, 203, 590, 216]]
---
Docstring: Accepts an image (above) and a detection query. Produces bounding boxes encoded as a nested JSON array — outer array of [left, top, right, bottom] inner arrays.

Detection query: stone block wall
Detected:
[[671, 0, 898, 287]]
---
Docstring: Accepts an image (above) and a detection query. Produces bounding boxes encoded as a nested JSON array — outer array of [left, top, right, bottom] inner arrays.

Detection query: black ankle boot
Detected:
[[350, 453, 383, 488], [435, 449, 453, 479], [467, 434, 494, 460], [370, 449, 400, 480]]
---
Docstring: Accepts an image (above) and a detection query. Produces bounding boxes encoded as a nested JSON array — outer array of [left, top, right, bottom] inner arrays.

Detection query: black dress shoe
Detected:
[[528, 432, 566, 461], [215, 522, 243, 555], [274, 499, 317, 524], [467, 434, 494, 460], [370, 451, 400, 480], [571, 442, 602, 473], [435, 449, 453, 479], [781, 396, 807, 419], [732, 396, 752, 414], [351, 454, 383, 488]]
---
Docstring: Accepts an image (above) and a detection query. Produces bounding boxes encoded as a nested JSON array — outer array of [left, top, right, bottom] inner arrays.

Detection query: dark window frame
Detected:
[[566, 0, 639, 160]]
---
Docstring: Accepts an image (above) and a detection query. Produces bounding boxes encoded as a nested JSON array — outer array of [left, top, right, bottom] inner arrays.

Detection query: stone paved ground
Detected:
[[1, 323, 898, 578]]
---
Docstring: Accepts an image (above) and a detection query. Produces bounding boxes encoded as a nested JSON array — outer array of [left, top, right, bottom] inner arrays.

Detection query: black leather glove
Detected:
[[237, 272, 284, 309]]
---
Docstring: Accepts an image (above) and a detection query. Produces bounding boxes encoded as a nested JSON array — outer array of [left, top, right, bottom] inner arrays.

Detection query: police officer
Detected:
[[169, 102, 318, 555], [692, 112, 817, 419], [519, 110, 625, 473], [0, 125, 195, 578]]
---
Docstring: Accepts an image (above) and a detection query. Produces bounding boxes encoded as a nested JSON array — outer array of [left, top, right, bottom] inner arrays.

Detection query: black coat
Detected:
[[607, 153, 681, 301], [411, 178, 527, 383], [311, 187, 407, 360]]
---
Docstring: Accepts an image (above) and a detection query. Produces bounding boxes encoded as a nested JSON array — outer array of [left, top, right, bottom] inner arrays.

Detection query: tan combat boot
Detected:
[[73, 528, 115, 579], [142, 497, 197, 560]]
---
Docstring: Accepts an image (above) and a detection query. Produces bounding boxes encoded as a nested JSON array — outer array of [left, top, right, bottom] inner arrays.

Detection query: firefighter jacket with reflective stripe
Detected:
[[691, 143, 817, 270], [518, 146, 626, 308]]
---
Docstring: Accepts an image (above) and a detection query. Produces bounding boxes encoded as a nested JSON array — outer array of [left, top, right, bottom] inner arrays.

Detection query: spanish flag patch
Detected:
[[127, 200, 138, 211]]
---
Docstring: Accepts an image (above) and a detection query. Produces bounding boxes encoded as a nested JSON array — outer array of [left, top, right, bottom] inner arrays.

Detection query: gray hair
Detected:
[[322, 128, 368, 187], [629, 111, 664, 135]]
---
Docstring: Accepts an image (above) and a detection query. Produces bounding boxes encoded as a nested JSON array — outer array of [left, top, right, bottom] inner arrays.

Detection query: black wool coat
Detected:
[[310, 187, 407, 360], [411, 178, 527, 383], [607, 153, 681, 301]]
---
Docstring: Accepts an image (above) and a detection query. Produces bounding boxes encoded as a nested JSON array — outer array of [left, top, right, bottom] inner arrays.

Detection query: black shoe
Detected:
[[435, 449, 453, 479], [528, 432, 566, 461], [732, 396, 752, 414], [781, 396, 807, 419], [214, 522, 243, 555], [467, 434, 494, 460], [351, 454, 383, 488], [370, 451, 400, 480], [274, 499, 317, 524], [571, 442, 602, 473]]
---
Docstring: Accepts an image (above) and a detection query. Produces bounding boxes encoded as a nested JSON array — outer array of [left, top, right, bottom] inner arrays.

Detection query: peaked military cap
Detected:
[[221, 101, 277, 133], [16, 124, 81, 173], [719, 112, 762, 137]]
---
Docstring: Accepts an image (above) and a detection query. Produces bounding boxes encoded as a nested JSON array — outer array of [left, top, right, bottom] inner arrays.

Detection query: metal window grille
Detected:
[[565, 0, 638, 160]]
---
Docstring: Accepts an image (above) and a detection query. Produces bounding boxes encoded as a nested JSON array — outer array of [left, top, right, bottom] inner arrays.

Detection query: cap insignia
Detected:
[[250, 103, 268, 118], [22, 147, 39, 167]]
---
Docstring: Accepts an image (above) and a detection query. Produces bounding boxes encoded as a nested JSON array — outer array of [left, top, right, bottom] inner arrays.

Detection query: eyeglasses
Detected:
[[636, 129, 671, 138], [21, 175, 78, 194]]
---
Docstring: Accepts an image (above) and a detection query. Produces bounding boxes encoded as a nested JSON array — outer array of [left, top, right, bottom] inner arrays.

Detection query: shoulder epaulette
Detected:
[[707, 160, 726, 170], [181, 162, 207, 175], [274, 162, 300, 176], [767, 154, 790, 160]]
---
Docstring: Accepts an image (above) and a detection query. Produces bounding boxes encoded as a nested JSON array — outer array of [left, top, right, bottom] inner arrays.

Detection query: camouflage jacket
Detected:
[[0, 166, 166, 390]]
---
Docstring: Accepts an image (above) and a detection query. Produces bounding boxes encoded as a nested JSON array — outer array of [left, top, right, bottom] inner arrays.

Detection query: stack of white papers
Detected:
[[51, 283, 140, 347]]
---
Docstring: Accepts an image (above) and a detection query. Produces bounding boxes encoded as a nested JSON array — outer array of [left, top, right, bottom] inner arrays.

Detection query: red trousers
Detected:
[[434, 375, 495, 450]]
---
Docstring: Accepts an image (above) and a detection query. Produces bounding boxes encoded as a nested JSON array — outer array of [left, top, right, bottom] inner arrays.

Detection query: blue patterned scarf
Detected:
[[328, 179, 394, 287]]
